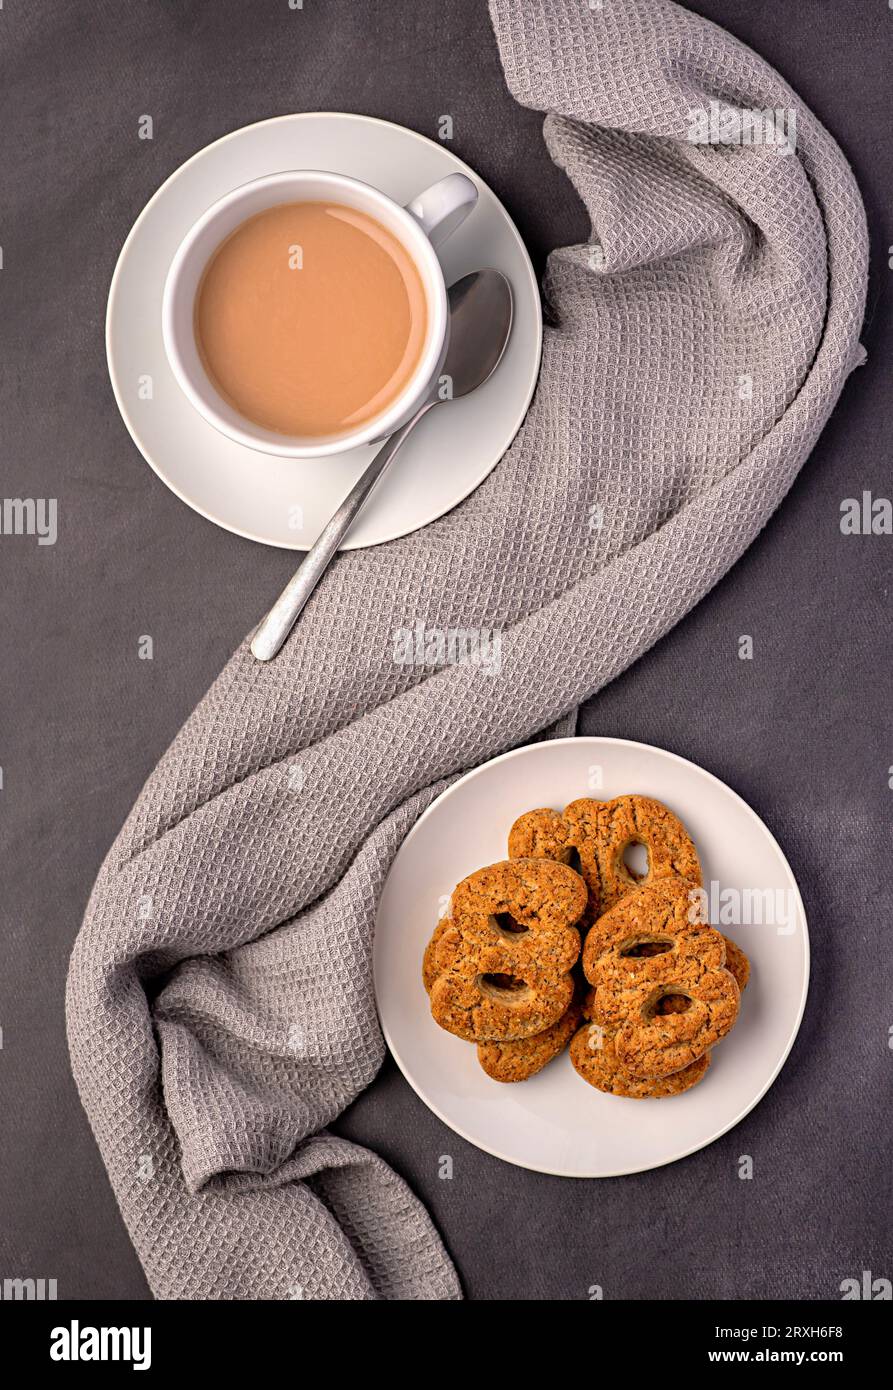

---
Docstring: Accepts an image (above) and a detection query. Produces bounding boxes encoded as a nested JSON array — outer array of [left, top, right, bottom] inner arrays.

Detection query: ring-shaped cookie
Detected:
[[582, 877, 739, 1078], [563, 795, 701, 915], [426, 858, 585, 1042]]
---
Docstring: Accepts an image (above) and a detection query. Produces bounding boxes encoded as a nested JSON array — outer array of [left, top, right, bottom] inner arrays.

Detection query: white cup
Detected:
[[161, 169, 478, 458]]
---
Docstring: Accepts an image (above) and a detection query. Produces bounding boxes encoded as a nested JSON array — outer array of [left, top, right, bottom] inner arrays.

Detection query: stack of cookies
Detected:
[[422, 795, 749, 1097], [423, 857, 588, 1081]]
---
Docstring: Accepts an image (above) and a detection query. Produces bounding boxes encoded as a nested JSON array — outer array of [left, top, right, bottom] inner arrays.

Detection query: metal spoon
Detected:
[[249, 269, 513, 662]]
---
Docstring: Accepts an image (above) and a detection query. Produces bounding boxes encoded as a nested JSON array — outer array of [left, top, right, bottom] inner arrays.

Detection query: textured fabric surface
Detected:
[[66, 0, 867, 1300]]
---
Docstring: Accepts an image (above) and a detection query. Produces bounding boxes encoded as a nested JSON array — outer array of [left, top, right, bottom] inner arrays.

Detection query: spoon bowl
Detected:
[[441, 270, 513, 398]]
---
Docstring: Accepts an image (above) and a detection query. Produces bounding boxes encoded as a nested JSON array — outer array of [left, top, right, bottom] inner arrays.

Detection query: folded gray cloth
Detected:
[[66, 0, 867, 1299]]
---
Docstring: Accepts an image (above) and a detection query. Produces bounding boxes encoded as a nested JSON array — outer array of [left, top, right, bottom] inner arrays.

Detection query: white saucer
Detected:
[[374, 738, 810, 1178], [106, 113, 542, 550]]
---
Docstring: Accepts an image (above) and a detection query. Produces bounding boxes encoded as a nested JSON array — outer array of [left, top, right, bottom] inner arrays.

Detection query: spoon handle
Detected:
[[250, 403, 432, 662]]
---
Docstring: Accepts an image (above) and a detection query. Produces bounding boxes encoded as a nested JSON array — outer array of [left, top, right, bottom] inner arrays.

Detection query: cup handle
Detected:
[[405, 173, 478, 250]]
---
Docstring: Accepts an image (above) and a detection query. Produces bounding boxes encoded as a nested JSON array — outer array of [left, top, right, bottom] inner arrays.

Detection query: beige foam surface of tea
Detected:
[[195, 201, 428, 438]]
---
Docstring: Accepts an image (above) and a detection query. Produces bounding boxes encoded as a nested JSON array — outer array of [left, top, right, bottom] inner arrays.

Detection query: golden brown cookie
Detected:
[[648, 931, 747, 989], [506, 806, 572, 862], [582, 877, 739, 1079], [570, 1017, 710, 1098], [571, 986, 710, 1097], [609, 915, 749, 995], [428, 858, 585, 1042], [563, 795, 701, 915], [509, 795, 700, 922], [722, 935, 751, 992], [477, 996, 582, 1083], [424, 924, 583, 1080], [422, 917, 454, 993], [508, 806, 600, 924]]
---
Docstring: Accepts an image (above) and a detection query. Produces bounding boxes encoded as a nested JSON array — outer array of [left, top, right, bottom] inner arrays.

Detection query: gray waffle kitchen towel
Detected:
[[66, 0, 867, 1299]]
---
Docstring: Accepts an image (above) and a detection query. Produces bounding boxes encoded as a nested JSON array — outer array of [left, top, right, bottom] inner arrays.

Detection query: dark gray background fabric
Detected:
[[0, 0, 889, 1300]]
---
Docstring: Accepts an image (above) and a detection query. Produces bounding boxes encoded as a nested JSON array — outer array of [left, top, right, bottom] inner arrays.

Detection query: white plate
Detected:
[[106, 112, 542, 550], [374, 738, 809, 1177]]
